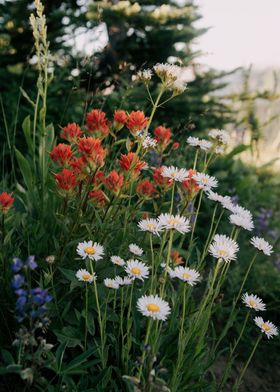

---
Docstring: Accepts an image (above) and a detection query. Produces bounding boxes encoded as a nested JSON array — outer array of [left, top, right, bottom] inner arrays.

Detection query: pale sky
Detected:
[[195, 0, 280, 69]]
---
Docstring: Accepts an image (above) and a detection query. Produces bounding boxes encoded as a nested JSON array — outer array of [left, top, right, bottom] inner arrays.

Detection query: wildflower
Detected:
[[86, 109, 109, 138], [110, 256, 126, 266], [115, 276, 133, 286], [171, 266, 200, 286], [215, 146, 225, 154], [250, 236, 273, 256], [158, 213, 190, 234], [186, 136, 200, 147], [242, 293, 266, 311], [199, 139, 213, 150], [113, 110, 127, 131], [11, 258, 24, 273], [161, 166, 189, 182], [125, 259, 149, 281], [254, 317, 278, 339], [104, 170, 124, 193], [11, 274, 25, 289], [77, 241, 104, 261], [50, 144, 73, 166], [0, 192, 14, 213], [172, 142, 180, 150], [153, 63, 180, 83], [137, 294, 171, 321], [55, 169, 77, 192], [119, 153, 146, 179], [136, 180, 156, 197], [142, 135, 157, 150], [209, 234, 239, 263], [193, 172, 218, 191], [60, 123, 82, 143], [153, 166, 172, 188], [229, 214, 254, 231], [104, 278, 120, 289], [138, 218, 162, 235], [209, 129, 230, 145], [232, 205, 253, 221], [127, 111, 148, 135], [170, 250, 184, 265], [78, 137, 106, 168], [129, 243, 143, 256], [70, 157, 87, 178], [136, 69, 153, 82], [76, 269, 96, 283], [154, 125, 172, 148], [181, 169, 200, 195], [46, 255, 55, 265], [88, 190, 106, 207]]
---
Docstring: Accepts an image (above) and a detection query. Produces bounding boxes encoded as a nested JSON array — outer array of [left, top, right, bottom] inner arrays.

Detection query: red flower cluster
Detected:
[[127, 111, 148, 135], [154, 125, 172, 148], [171, 250, 184, 265], [104, 170, 124, 193], [86, 109, 109, 138], [153, 166, 172, 188], [78, 137, 106, 169], [55, 169, 77, 193], [181, 169, 200, 197], [0, 192, 14, 213], [60, 123, 82, 143], [119, 152, 146, 180], [113, 110, 127, 131], [50, 144, 73, 166], [89, 190, 106, 207], [136, 180, 156, 197]]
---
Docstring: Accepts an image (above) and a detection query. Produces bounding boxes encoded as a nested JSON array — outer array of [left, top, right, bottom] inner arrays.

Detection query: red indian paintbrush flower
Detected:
[[104, 170, 124, 193], [89, 190, 106, 207], [171, 250, 184, 265], [0, 192, 14, 213], [154, 125, 172, 148], [50, 143, 73, 166], [78, 137, 106, 169], [181, 169, 200, 196], [60, 123, 82, 143], [153, 166, 172, 188], [119, 152, 146, 180], [113, 110, 127, 131], [93, 171, 105, 186], [86, 109, 109, 138], [55, 169, 77, 192], [127, 111, 148, 135], [172, 142, 180, 150], [136, 180, 156, 197]]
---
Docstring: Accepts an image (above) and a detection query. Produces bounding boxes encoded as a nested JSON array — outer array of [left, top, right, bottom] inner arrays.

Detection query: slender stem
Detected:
[[233, 334, 262, 391], [160, 230, 174, 297], [50, 264, 62, 326], [138, 318, 153, 382], [170, 182, 175, 214], [193, 149, 199, 170], [235, 253, 258, 306], [150, 234, 156, 292], [84, 283, 89, 350], [218, 311, 250, 391]]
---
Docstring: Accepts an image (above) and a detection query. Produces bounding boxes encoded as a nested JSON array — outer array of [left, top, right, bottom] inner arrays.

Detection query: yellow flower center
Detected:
[[248, 299, 256, 307], [147, 303, 160, 313], [171, 172, 177, 177], [218, 249, 227, 257], [261, 323, 271, 332], [183, 273, 191, 279], [147, 223, 156, 231], [82, 273, 91, 281], [168, 218, 179, 225], [84, 246, 96, 255], [131, 267, 141, 275]]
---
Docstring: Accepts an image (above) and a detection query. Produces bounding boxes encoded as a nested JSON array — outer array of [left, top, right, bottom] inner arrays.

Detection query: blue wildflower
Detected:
[[11, 258, 24, 273], [11, 274, 25, 289]]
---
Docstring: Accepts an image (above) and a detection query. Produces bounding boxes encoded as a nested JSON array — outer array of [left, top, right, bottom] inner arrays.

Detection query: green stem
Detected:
[[84, 283, 88, 350], [138, 318, 153, 383], [193, 149, 199, 170], [233, 334, 262, 391]]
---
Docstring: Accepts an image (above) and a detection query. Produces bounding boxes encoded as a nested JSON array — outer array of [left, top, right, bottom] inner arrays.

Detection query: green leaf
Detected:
[[54, 326, 82, 348], [225, 144, 249, 160], [1, 350, 15, 365], [15, 148, 33, 191], [45, 123, 55, 153], [62, 347, 98, 374], [20, 87, 35, 107], [22, 115, 33, 152]]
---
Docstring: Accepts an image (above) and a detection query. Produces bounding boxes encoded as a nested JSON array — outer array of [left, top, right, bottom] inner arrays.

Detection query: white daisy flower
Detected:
[[215, 146, 225, 155], [206, 190, 225, 203], [250, 236, 273, 256], [187, 136, 200, 147], [242, 293, 266, 311], [161, 166, 189, 182], [254, 317, 278, 339], [76, 269, 96, 283], [77, 241, 104, 261], [115, 275, 133, 286], [138, 218, 162, 235], [199, 139, 213, 151], [125, 259, 149, 281], [193, 172, 218, 191], [209, 234, 239, 263], [229, 214, 254, 231], [129, 243, 143, 256], [110, 255, 126, 266], [171, 266, 200, 286], [104, 278, 120, 289], [158, 213, 191, 234], [232, 205, 253, 221], [208, 129, 230, 145], [220, 195, 235, 211], [137, 294, 171, 321]]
